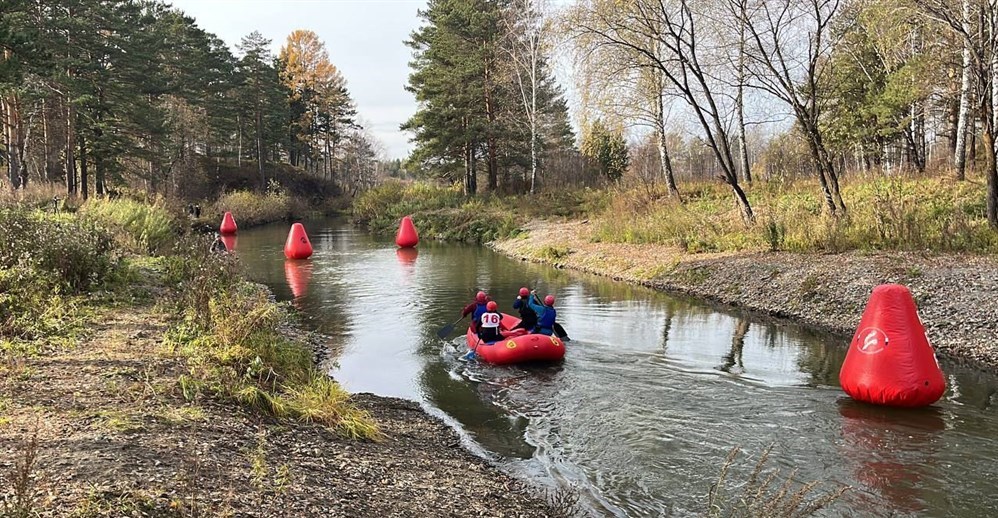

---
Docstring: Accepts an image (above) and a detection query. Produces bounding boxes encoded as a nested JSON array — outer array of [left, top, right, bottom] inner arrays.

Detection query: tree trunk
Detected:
[[237, 113, 242, 168], [803, 124, 838, 215], [483, 64, 498, 191], [66, 103, 77, 195], [464, 138, 476, 196], [79, 129, 89, 200], [956, 0, 973, 180], [529, 57, 538, 195], [987, 45, 998, 228], [95, 88, 105, 196], [736, 3, 752, 184], [1, 97, 10, 188], [729, 179, 753, 223], [985, 131, 998, 227], [656, 119, 680, 199], [3, 93, 27, 189], [42, 98, 55, 182], [256, 108, 265, 189], [654, 73, 680, 198]]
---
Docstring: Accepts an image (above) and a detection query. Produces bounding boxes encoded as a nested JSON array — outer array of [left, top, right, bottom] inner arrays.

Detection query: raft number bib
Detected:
[[481, 314, 501, 328], [856, 328, 888, 354]]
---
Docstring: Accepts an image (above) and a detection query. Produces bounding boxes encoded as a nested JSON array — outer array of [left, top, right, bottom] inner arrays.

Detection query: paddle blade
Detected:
[[554, 323, 570, 342], [437, 322, 456, 339]]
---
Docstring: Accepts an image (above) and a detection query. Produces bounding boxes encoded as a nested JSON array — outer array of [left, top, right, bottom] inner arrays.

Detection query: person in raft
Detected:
[[510, 287, 538, 333], [478, 301, 507, 343], [461, 291, 491, 333], [528, 291, 557, 336]]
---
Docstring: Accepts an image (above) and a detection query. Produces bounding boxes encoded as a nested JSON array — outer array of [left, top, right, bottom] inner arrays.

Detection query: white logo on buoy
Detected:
[[857, 328, 888, 354]]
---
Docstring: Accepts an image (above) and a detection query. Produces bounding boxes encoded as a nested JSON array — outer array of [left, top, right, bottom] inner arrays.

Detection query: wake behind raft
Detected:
[[465, 313, 565, 364]]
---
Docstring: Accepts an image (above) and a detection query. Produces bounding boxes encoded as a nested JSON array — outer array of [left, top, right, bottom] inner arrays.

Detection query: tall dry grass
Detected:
[[591, 175, 997, 253]]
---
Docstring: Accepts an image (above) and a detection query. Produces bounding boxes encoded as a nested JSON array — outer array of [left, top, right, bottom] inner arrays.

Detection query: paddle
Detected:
[[553, 322, 571, 342], [437, 314, 466, 339], [461, 335, 483, 361]]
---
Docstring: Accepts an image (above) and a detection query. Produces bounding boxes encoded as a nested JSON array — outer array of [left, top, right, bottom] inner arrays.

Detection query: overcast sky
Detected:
[[167, 0, 427, 159]]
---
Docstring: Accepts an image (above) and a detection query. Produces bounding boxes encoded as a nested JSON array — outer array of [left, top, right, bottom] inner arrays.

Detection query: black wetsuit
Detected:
[[511, 297, 538, 331]]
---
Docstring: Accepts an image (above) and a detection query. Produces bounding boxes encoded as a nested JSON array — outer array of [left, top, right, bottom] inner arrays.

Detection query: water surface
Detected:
[[236, 219, 998, 517]]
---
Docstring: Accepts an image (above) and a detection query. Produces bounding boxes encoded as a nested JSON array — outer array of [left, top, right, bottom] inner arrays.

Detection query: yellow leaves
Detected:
[[278, 29, 342, 96]]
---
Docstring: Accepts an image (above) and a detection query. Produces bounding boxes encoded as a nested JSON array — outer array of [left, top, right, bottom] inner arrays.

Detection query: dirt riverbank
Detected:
[[0, 284, 564, 516], [492, 220, 998, 371]]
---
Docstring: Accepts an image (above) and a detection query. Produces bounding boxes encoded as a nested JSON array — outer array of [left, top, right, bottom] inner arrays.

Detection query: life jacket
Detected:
[[535, 306, 556, 335], [514, 298, 538, 328], [471, 302, 489, 324]]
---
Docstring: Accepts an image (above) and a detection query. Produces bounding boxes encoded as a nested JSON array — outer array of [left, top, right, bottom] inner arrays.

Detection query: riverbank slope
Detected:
[[0, 270, 562, 518], [0, 201, 562, 517], [492, 220, 998, 370]]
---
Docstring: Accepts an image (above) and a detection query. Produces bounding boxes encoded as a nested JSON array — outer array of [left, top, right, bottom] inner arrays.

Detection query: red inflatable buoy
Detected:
[[395, 215, 419, 248], [284, 259, 312, 299], [220, 234, 237, 252], [839, 284, 945, 408], [284, 222, 313, 260], [219, 211, 238, 235]]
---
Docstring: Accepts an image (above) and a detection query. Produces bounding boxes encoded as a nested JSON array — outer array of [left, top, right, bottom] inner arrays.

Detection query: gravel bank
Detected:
[[492, 220, 998, 371]]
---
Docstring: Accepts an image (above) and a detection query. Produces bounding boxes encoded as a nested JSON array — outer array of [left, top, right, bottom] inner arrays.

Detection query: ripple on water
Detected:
[[236, 221, 998, 518]]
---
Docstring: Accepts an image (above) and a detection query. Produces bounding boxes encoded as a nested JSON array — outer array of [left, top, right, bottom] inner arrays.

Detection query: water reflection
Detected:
[[396, 247, 418, 266], [220, 233, 238, 252], [718, 318, 749, 375], [284, 259, 313, 300], [837, 400, 946, 515]]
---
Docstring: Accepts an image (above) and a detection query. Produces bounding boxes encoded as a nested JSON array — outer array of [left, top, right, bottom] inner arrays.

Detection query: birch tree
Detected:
[[954, 0, 972, 180], [917, 0, 998, 227], [569, 0, 751, 219], [503, 0, 547, 194], [740, 0, 847, 215]]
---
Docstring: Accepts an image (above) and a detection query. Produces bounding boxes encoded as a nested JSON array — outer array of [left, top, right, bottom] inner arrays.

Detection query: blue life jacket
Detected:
[[471, 303, 488, 325], [534, 305, 556, 335], [527, 298, 546, 318]]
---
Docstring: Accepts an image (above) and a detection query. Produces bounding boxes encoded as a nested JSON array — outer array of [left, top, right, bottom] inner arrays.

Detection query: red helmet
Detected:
[[519, 287, 529, 297], [486, 301, 498, 311], [544, 295, 555, 306], [476, 291, 487, 303]]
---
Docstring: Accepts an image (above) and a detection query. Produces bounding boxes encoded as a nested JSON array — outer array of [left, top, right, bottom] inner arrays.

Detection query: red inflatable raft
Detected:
[[465, 313, 565, 365]]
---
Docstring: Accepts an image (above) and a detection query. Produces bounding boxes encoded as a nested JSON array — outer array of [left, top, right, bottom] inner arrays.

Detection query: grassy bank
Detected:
[[354, 175, 997, 254], [351, 181, 604, 243], [0, 198, 376, 439], [593, 176, 997, 254], [200, 188, 349, 230]]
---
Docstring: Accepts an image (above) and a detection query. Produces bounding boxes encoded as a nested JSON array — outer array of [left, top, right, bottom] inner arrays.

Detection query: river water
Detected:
[[234, 219, 998, 517]]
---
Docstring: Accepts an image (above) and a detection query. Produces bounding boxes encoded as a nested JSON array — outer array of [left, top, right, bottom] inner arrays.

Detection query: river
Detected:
[[232, 218, 998, 517]]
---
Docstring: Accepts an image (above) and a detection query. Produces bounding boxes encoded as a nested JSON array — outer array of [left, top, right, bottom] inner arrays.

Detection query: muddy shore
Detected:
[[492, 220, 998, 371]]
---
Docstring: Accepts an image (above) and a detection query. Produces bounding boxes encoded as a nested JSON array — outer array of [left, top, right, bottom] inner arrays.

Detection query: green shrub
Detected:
[[352, 181, 522, 243], [0, 208, 116, 292], [208, 190, 312, 229], [81, 198, 180, 254], [0, 208, 115, 339]]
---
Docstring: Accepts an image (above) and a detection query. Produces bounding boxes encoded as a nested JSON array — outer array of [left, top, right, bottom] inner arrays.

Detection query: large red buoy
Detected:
[[284, 222, 313, 260], [839, 284, 945, 407], [219, 211, 238, 235], [284, 260, 312, 299], [395, 215, 419, 248]]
